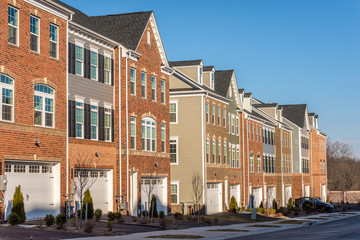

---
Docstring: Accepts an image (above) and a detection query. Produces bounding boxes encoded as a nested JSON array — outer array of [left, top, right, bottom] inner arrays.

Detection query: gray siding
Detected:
[[283, 118, 301, 173], [263, 143, 275, 155]]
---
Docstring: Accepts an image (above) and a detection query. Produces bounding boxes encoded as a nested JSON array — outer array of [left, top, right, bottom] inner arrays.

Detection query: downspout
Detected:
[[242, 112, 245, 207], [66, 14, 72, 198], [203, 92, 208, 209], [246, 117, 250, 207], [310, 130, 313, 197], [280, 127, 284, 206], [125, 54, 130, 214], [118, 47, 122, 207]]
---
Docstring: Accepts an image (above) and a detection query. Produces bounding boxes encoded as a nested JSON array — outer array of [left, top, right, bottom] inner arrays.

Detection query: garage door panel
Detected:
[[206, 183, 222, 215]]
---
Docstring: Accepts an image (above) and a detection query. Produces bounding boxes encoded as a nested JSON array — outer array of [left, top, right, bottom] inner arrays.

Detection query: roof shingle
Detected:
[[214, 70, 234, 97], [279, 104, 307, 128], [169, 60, 203, 67]]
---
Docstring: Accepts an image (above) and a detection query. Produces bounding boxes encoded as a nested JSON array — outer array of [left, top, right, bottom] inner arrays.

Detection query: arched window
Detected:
[[0, 74, 14, 121], [34, 84, 54, 127], [257, 154, 261, 173], [218, 140, 221, 163], [212, 138, 216, 163], [142, 117, 156, 151], [206, 138, 210, 163]]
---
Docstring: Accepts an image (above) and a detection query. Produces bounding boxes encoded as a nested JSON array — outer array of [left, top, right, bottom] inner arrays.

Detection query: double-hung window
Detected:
[[171, 184, 178, 204], [130, 117, 136, 149], [50, 24, 58, 58], [34, 85, 54, 127], [170, 138, 178, 164], [199, 67, 202, 84], [75, 101, 84, 138], [75, 45, 84, 76], [141, 72, 146, 98], [212, 139, 216, 163], [250, 154, 254, 172], [255, 126, 258, 142], [218, 140, 221, 164], [169, 102, 177, 123], [237, 146, 240, 168], [236, 117, 239, 135], [223, 141, 227, 164], [206, 138, 210, 163], [152, 76, 156, 101], [30, 16, 39, 52], [104, 56, 111, 84], [104, 106, 111, 141], [223, 109, 226, 127], [210, 72, 214, 89], [0, 74, 14, 122], [142, 118, 156, 151], [229, 144, 232, 166], [217, 107, 221, 125], [130, 68, 136, 95], [232, 146, 235, 168], [90, 51, 98, 80], [211, 105, 215, 124], [90, 104, 98, 140], [161, 80, 165, 103], [206, 103, 209, 122], [231, 115, 235, 134], [8, 6, 18, 45], [161, 123, 166, 152], [257, 154, 261, 173]]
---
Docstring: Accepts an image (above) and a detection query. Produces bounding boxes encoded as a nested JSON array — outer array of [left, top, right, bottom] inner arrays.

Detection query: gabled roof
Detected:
[[279, 104, 307, 128], [203, 66, 214, 71], [244, 92, 252, 97], [90, 11, 152, 51], [169, 60, 203, 67], [214, 70, 234, 98], [238, 89, 244, 94], [253, 103, 278, 108]]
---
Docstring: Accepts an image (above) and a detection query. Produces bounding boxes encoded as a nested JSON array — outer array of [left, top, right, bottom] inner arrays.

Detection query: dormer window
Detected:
[[199, 67, 202, 84], [249, 98, 252, 106], [210, 72, 214, 89]]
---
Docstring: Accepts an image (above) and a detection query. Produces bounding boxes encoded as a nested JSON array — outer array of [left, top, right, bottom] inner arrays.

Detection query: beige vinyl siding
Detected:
[[169, 74, 193, 89], [170, 95, 203, 203], [259, 107, 276, 118], [174, 66, 199, 83], [203, 72, 211, 88]]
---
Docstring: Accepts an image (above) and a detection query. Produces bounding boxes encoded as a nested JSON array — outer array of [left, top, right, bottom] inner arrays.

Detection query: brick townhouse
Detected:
[[0, 0, 73, 219]]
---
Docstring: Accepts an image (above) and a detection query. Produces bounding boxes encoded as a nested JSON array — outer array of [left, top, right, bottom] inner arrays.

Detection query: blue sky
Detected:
[[62, 0, 360, 157]]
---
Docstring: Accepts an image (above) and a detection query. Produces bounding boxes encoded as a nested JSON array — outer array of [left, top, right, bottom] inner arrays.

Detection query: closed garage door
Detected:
[[267, 187, 276, 208], [206, 183, 222, 215], [4, 161, 60, 219], [304, 185, 310, 197], [141, 177, 168, 215], [285, 186, 292, 206], [230, 184, 240, 207], [253, 187, 263, 208], [321, 185, 326, 202]]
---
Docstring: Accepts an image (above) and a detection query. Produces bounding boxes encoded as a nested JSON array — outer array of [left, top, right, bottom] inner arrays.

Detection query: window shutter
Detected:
[[111, 59, 115, 86], [84, 49, 91, 79], [69, 100, 76, 137], [68, 43, 72, 73], [84, 103, 91, 139], [111, 109, 115, 142], [99, 106, 105, 141], [71, 43, 76, 75], [98, 54, 104, 83]]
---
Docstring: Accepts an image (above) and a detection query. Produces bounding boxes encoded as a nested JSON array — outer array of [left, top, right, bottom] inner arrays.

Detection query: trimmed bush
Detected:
[[159, 211, 165, 219], [174, 212, 183, 220], [82, 189, 94, 219], [107, 211, 116, 221], [7, 212, 21, 226], [94, 209, 102, 221], [11, 185, 26, 223], [259, 201, 264, 209], [44, 214, 55, 227], [55, 214, 67, 229], [84, 220, 94, 233], [106, 220, 113, 231], [149, 194, 158, 218], [114, 212, 122, 222], [229, 196, 238, 213], [272, 199, 278, 210]]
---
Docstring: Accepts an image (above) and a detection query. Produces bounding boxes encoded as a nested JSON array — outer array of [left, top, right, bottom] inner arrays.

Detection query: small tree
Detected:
[[191, 173, 203, 213], [272, 199, 278, 210], [229, 196, 238, 212], [288, 197, 293, 208], [11, 185, 26, 223], [149, 194, 158, 218], [82, 189, 94, 219]]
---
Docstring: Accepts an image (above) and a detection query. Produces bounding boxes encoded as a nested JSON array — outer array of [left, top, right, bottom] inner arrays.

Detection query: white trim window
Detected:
[[130, 117, 136, 149], [218, 139, 221, 164], [171, 182, 179, 204], [170, 137, 178, 164], [217, 107, 221, 125], [130, 68, 136, 95], [0, 74, 14, 122], [147, 30, 151, 45], [231, 115, 235, 134], [199, 66, 203, 84], [250, 154, 254, 172], [237, 145, 240, 168], [236, 117, 239, 135], [232, 146, 235, 168], [50, 24, 58, 59], [90, 103, 98, 140], [141, 72, 146, 98], [104, 56, 111, 84], [8, 6, 18, 45], [142, 117, 156, 151], [212, 138, 216, 163], [170, 101, 177, 123], [255, 126, 258, 142], [161, 123, 166, 152], [223, 108, 226, 127], [223, 141, 227, 164], [206, 103, 209, 123], [90, 51, 98, 80], [161, 79, 165, 104], [212, 105, 215, 124], [206, 138, 210, 163], [152, 76, 156, 101], [229, 114, 231, 133], [34, 84, 54, 127], [75, 100, 84, 138], [30, 15, 39, 52], [210, 72, 214, 89], [257, 154, 261, 173], [104, 106, 111, 141], [75, 45, 84, 76]]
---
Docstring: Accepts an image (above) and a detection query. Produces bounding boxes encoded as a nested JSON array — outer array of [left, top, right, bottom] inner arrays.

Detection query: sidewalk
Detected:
[[65, 212, 360, 240]]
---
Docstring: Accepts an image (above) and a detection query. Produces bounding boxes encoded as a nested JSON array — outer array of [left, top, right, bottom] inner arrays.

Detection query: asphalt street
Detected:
[[225, 214, 360, 240]]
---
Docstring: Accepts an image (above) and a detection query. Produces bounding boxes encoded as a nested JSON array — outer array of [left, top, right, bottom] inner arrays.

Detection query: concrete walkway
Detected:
[[65, 212, 360, 240]]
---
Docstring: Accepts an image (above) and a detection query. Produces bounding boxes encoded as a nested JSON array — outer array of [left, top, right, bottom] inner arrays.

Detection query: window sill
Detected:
[[50, 57, 59, 62], [30, 50, 40, 55], [34, 124, 55, 129], [7, 42, 19, 48]]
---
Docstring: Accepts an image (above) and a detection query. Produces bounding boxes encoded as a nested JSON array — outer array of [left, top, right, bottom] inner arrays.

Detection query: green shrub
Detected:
[[174, 212, 183, 220], [7, 212, 21, 226], [106, 220, 113, 231], [272, 199, 278, 210], [84, 220, 94, 233], [132, 216, 137, 222], [107, 211, 116, 221], [82, 190, 94, 219], [55, 214, 67, 229], [246, 208, 253, 212], [94, 209, 102, 221], [149, 194, 158, 218], [229, 196, 238, 213], [44, 214, 55, 227], [114, 212, 122, 222], [259, 201, 264, 209], [159, 211, 165, 219], [288, 198, 293, 208], [141, 210, 148, 218], [11, 185, 26, 223]]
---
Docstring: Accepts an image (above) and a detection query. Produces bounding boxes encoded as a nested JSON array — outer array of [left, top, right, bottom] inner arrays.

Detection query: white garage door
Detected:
[[206, 183, 222, 215], [253, 187, 263, 208], [141, 177, 168, 215], [285, 186, 292, 206], [267, 187, 276, 209], [4, 161, 60, 219], [321, 185, 326, 202], [230, 184, 240, 207], [74, 169, 113, 213], [304, 185, 310, 197]]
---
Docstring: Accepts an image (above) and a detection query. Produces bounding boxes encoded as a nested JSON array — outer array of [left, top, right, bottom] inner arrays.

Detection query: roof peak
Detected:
[[91, 10, 153, 18]]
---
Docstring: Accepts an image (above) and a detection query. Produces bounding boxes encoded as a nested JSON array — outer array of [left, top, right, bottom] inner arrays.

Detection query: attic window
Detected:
[[147, 30, 150, 45], [210, 72, 214, 89]]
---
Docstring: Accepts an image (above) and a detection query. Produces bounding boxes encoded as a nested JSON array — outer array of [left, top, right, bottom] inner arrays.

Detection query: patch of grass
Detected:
[[276, 220, 309, 224], [246, 224, 282, 228], [206, 215, 271, 223], [146, 235, 204, 239], [208, 229, 250, 232]]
